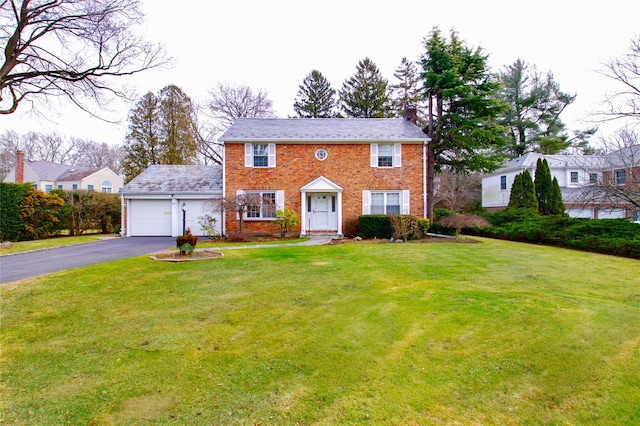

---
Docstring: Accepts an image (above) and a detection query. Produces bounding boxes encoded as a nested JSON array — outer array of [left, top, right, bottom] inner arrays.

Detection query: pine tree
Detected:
[[158, 85, 198, 165], [122, 85, 199, 182], [534, 158, 555, 215], [122, 92, 163, 183], [550, 176, 566, 215], [390, 57, 423, 119], [293, 70, 337, 118], [420, 28, 509, 220], [339, 58, 391, 118], [508, 169, 538, 210], [499, 59, 578, 157]]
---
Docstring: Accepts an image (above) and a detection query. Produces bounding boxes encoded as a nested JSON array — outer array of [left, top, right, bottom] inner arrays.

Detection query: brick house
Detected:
[[221, 114, 430, 237]]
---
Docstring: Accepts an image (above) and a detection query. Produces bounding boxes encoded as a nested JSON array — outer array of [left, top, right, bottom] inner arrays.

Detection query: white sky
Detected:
[[3, 0, 639, 147]]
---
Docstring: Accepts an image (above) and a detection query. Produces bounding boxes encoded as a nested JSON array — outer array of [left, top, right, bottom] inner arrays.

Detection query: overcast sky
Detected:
[[4, 0, 639, 147]]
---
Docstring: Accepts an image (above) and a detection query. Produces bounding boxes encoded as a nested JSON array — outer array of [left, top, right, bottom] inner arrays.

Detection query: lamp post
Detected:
[[181, 202, 187, 235]]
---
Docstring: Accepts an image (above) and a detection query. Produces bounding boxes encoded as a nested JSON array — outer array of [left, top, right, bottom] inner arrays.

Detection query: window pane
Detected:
[[253, 144, 268, 167], [377, 145, 393, 167], [571, 171, 579, 183], [386, 192, 400, 214], [500, 175, 507, 190], [262, 193, 276, 218]]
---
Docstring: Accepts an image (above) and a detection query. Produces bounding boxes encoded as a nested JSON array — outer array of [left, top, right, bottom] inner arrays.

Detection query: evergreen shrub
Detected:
[[358, 215, 393, 239]]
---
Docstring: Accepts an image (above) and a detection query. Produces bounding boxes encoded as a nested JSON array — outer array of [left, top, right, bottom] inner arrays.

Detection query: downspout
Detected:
[[221, 143, 227, 236], [423, 140, 428, 219]]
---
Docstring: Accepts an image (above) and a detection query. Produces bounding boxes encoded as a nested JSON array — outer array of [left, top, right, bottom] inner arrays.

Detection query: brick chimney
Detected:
[[403, 106, 418, 124], [16, 150, 24, 183]]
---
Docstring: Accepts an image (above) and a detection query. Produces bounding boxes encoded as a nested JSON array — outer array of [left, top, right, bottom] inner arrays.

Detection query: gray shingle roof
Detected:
[[122, 165, 223, 195], [26, 160, 98, 181], [221, 118, 429, 142]]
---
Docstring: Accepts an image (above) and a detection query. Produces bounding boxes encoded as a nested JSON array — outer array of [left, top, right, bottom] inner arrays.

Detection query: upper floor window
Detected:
[[245, 143, 276, 168], [371, 143, 401, 168], [615, 170, 626, 185], [589, 173, 598, 184], [101, 180, 113, 193], [500, 175, 507, 190], [570, 171, 579, 183]]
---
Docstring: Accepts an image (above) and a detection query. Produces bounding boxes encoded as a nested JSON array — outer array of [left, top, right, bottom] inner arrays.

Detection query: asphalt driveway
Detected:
[[0, 237, 176, 284]]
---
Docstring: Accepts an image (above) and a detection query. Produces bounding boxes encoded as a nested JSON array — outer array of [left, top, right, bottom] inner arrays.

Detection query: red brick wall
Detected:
[[224, 143, 427, 234]]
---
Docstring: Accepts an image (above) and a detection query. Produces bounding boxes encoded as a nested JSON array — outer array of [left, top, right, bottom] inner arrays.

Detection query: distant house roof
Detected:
[[221, 118, 430, 143], [26, 160, 100, 181], [122, 165, 223, 195], [488, 152, 606, 176]]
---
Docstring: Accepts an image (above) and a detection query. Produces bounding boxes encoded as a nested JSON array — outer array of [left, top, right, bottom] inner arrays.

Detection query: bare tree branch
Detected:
[[594, 35, 640, 125], [0, 0, 169, 116]]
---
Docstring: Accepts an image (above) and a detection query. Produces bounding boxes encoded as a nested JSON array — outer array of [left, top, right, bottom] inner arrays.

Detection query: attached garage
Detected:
[[121, 165, 223, 237]]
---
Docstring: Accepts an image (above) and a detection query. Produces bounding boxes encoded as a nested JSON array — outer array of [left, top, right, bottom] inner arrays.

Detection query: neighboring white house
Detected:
[[481, 152, 629, 219], [120, 165, 223, 237], [3, 150, 123, 193]]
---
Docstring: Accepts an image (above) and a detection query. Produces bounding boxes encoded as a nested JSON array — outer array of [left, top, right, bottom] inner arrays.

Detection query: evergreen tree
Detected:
[[390, 57, 423, 119], [550, 176, 566, 215], [339, 58, 391, 118], [420, 28, 509, 220], [122, 85, 199, 182], [534, 158, 555, 215], [293, 70, 337, 118], [158, 85, 199, 165], [122, 92, 163, 182], [499, 59, 579, 157], [508, 169, 538, 210]]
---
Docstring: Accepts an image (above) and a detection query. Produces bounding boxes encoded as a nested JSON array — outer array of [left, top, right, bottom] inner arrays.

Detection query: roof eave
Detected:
[[223, 137, 430, 144]]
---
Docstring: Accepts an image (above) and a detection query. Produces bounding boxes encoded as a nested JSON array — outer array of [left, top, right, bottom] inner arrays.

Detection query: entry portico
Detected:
[[300, 176, 343, 237]]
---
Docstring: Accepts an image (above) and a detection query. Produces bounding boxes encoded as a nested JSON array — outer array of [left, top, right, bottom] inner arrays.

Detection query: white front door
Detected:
[[311, 193, 336, 230]]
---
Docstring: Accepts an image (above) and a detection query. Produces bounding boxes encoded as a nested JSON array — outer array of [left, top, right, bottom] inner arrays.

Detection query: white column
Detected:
[[337, 191, 343, 236], [300, 191, 307, 236]]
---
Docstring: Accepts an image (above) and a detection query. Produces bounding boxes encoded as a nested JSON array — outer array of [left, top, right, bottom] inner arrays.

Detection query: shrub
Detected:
[[0, 182, 30, 241], [417, 218, 430, 236], [388, 214, 418, 241], [176, 228, 198, 254], [272, 208, 300, 237], [358, 215, 393, 239]]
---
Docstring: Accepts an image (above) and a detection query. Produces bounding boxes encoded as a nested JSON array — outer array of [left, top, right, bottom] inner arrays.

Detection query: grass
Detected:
[[0, 234, 105, 254], [1, 238, 639, 425]]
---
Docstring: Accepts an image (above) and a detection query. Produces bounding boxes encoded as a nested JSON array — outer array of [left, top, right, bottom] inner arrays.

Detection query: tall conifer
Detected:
[[293, 70, 337, 118], [339, 58, 391, 118]]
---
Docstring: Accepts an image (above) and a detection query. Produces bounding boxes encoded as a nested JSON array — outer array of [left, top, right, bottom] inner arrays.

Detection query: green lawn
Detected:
[[0, 234, 105, 254], [1, 238, 639, 425]]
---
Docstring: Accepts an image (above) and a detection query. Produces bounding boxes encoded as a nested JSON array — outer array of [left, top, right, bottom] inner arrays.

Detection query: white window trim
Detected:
[[244, 143, 276, 168], [370, 143, 401, 168], [362, 190, 410, 214]]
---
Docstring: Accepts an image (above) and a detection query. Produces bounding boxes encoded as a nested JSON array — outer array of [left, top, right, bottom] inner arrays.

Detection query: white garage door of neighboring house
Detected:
[[566, 208, 595, 219], [598, 208, 626, 219], [130, 200, 173, 236]]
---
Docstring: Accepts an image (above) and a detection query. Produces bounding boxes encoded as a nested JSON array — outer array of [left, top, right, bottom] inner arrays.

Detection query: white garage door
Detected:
[[566, 208, 595, 218], [130, 200, 173, 236], [598, 208, 626, 219], [180, 200, 221, 237]]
